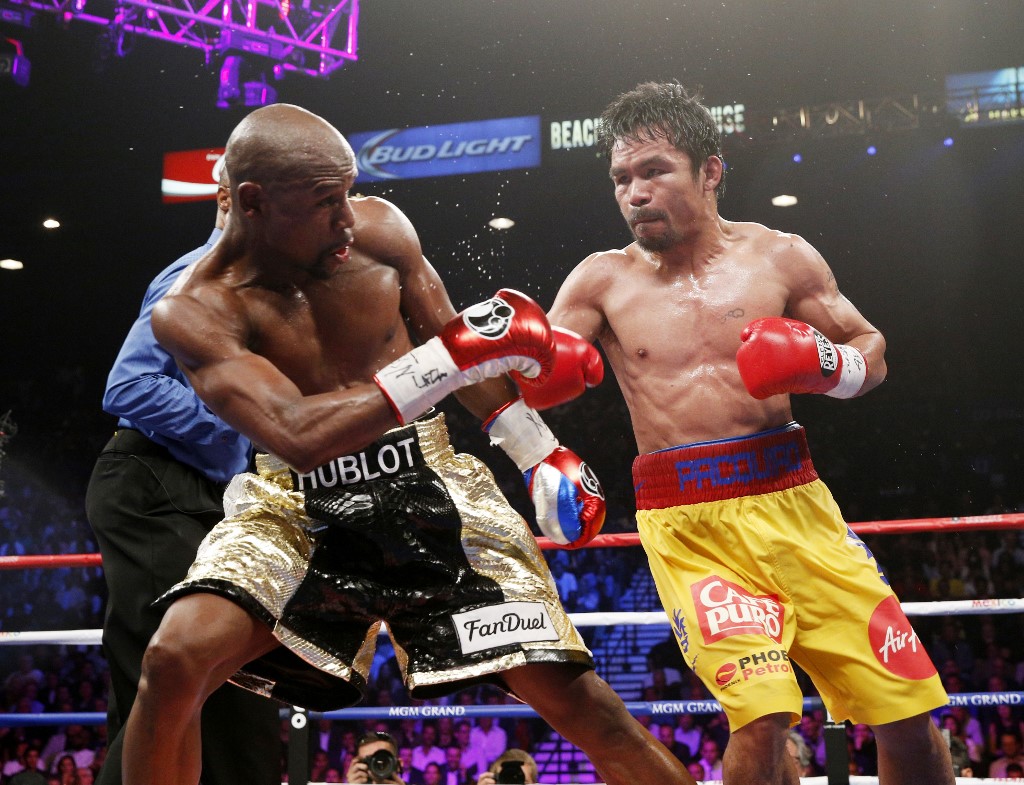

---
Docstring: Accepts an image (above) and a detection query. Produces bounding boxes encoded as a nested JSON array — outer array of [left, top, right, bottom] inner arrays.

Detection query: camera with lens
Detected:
[[495, 760, 526, 785], [362, 748, 399, 782]]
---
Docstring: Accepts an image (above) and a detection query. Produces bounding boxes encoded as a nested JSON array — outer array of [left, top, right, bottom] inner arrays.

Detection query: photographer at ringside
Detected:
[[345, 732, 406, 785], [474, 750, 538, 785]]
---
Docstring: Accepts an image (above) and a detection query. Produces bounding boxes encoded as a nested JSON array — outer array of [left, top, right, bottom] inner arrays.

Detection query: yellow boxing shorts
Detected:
[[633, 422, 948, 732]]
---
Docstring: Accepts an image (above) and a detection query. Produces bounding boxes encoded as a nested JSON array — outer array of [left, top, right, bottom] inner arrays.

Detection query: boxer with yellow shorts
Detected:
[[633, 422, 948, 731]]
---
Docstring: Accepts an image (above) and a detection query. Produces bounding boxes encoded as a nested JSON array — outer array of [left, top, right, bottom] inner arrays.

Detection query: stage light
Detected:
[[488, 217, 515, 230], [771, 195, 798, 207], [866, 145, 877, 156], [0, 259, 24, 270], [216, 55, 277, 109], [0, 38, 31, 87], [943, 137, 955, 147], [42, 218, 60, 229], [792, 153, 802, 163], [217, 55, 242, 107]]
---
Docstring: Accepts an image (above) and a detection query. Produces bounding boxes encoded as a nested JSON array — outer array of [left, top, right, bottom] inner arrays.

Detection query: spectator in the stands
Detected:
[[641, 667, 683, 701], [848, 723, 878, 775], [990, 732, 1024, 778], [786, 731, 815, 777], [655, 724, 692, 764], [695, 738, 723, 780], [9, 747, 48, 785], [421, 762, 443, 785], [434, 718, 456, 751], [991, 531, 1024, 571], [467, 717, 506, 774], [672, 714, 702, 761], [3, 738, 34, 779], [309, 749, 332, 783], [797, 713, 826, 773], [984, 701, 1024, 758], [548, 560, 578, 610], [436, 745, 475, 785], [3, 655, 44, 698], [474, 749, 538, 785], [411, 723, 446, 773], [53, 755, 78, 785], [46, 725, 94, 775], [940, 712, 980, 777], [929, 619, 975, 680], [398, 746, 421, 785]]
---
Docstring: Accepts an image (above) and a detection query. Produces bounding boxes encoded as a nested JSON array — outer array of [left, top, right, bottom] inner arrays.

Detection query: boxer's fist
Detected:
[[484, 398, 605, 549], [441, 289, 553, 382], [526, 446, 606, 549], [375, 289, 554, 424], [737, 317, 866, 400], [513, 327, 604, 410]]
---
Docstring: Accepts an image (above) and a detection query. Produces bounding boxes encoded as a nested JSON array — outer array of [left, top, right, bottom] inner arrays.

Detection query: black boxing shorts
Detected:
[[162, 414, 592, 710]]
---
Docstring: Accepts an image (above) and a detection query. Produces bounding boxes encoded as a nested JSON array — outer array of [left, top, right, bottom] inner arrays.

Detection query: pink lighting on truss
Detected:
[[0, 0, 359, 78]]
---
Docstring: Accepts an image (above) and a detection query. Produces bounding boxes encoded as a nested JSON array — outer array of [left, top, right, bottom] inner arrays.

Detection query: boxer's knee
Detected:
[[140, 597, 250, 699]]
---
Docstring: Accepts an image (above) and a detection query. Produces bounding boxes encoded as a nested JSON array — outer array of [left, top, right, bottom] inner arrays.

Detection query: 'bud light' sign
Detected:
[[349, 116, 541, 183]]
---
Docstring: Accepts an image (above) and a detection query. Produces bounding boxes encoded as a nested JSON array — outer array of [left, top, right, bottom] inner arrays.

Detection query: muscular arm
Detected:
[[153, 287, 398, 473], [780, 237, 887, 395], [546, 252, 611, 342], [353, 197, 520, 422]]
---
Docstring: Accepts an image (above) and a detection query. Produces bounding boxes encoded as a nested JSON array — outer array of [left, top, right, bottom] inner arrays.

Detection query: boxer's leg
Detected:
[[503, 662, 697, 785], [123, 593, 278, 785]]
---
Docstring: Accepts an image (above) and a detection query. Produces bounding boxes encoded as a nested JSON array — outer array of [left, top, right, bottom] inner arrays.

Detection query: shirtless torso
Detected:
[[155, 190, 508, 471], [548, 136, 886, 454]]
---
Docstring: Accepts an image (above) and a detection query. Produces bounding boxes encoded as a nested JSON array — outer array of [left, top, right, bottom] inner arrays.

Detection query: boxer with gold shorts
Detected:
[[163, 414, 592, 711]]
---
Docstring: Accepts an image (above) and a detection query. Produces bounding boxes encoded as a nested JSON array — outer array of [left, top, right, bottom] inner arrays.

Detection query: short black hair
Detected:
[[357, 731, 398, 754], [598, 81, 725, 199]]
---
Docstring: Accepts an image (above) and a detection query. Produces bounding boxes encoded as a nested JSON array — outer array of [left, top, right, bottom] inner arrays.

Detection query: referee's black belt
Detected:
[[103, 427, 173, 459]]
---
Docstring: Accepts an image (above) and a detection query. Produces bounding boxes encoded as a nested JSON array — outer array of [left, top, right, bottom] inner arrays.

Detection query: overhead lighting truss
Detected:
[[0, 0, 359, 77], [766, 94, 946, 139]]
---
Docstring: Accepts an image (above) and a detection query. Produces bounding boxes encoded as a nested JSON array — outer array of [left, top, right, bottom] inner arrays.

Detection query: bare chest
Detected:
[[243, 260, 408, 394], [603, 263, 784, 372]]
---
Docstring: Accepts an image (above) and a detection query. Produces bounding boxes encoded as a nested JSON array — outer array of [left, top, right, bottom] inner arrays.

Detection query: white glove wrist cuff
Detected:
[[373, 337, 462, 424], [825, 344, 868, 399], [486, 398, 559, 471]]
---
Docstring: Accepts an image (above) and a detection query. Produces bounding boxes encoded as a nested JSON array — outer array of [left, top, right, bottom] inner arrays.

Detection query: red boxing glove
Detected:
[[526, 447, 606, 549], [485, 398, 606, 548], [375, 289, 554, 424], [440, 289, 553, 381], [737, 317, 867, 400], [513, 327, 604, 410]]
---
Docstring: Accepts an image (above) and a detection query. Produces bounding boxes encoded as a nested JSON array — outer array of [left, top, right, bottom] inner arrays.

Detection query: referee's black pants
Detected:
[[85, 428, 282, 785]]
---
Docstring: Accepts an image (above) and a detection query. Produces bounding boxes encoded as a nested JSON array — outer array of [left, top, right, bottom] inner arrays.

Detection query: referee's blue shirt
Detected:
[[103, 228, 251, 484]]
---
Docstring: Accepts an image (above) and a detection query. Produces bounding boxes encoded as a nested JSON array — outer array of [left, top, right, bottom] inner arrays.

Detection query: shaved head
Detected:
[[224, 103, 356, 191]]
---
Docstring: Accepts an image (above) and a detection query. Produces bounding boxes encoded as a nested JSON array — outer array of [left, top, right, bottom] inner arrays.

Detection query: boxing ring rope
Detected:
[[3, 512, 1022, 572], [2, 510, 1022, 785], [3, 596, 1024, 648]]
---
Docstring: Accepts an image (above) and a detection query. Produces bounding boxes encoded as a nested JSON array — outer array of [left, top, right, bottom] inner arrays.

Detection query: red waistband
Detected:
[[632, 424, 818, 509]]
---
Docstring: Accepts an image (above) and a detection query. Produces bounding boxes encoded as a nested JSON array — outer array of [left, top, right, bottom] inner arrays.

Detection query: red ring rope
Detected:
[[1, 513, 1021, 568]]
